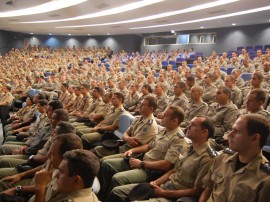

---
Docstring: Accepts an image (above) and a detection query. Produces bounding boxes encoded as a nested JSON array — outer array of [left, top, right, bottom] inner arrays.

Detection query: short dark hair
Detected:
[[62, 83, 69, 89], [113, 92, 125, 103], [37, 93, 47, 100], [144, 95, 157, 111], [55, 121, 75, 135], [218, 86, 232, 99], [249, 89, 266, 103], [63, 150, 100, 188], [196, 116, 215, 139], [81, 83, 90, 90], [142, 84, 152, 93], [167, 105, 185, 124], [38, 99, 48, 106], [186, 76, 195, 83], [93, 87, 103, 95], [53, 109, 69, 122], [56, 134, 83, 156], [48, 100, 63, 111], [175, 81, 186, 92], [242, 114, 270, 148]]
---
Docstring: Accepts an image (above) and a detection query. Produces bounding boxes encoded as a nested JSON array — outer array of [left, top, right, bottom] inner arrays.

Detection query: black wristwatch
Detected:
[[15, 185, 22, 196], [140, 161, 145, 169]]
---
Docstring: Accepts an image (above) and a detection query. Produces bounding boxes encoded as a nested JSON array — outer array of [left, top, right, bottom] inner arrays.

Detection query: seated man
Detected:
[[0, 85, 14, 106], [0, 133, 82, 200], [240, 89, 270, 119], [0, 101, 63, 156], [99, 105, 191, 201], [0, 122, 75, 192], [33, 149, 100, 202], [109, 116, 217, 202], [5, 93, 46, 137], [199, 114, 270, 202], [181, 85, 208, 128], [207, 86, 239, 150], [77, 92, 126, 149], [93, 95, 158, 159]]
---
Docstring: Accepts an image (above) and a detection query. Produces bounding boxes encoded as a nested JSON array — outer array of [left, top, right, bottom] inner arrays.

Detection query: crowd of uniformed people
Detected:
[[0, 45, 269, 202]]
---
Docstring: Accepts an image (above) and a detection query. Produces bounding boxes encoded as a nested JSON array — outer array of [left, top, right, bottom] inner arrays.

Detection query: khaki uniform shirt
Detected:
[[202, 84, 217, 105], [169, 142, 217, 190], [0, 92, 13, 105], [181, 101, 208, 128], [124, 114, 158, 146], [144, 127, 190, 165], [82, 97, 103, 117], [28, 113, 49, 135], [70, 94, 83, 110], [65, 93, 76, 106], [154, 94, 169, 116], [168, 94, 189, 111], [230, 85, 243, 108], [49, 188, 99, 202], [77, 94, 91, 112], [203, 151, 270, 202], [93, 102, 112, 116], [100, 106, 125, 127], [240, 107, 270, 120], [125, 91, 141, 109], [195, 77, 204, 87], [235, 77, 245, 89], [58, 91, 70, 105], [207, 102, 239, 137]]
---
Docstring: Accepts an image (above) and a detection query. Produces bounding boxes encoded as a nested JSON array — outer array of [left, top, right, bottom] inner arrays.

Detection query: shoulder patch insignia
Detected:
[[142, 127, 148, 133], [147, 119, 153, 125], [208, 147, 218, 157], [260, 162, 270, 175], [223, 148, 236, 155]]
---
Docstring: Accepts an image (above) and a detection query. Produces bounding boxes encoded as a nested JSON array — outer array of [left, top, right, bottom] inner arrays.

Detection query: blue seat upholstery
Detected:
[[162, 61, 169, 67], [240, 73, 252, 81], [254, 45, 263, 50], [220, 67, 226, 72], [169, 60, 176, 67], [227, 67, 234, 75], [114, 113, 135, 139]]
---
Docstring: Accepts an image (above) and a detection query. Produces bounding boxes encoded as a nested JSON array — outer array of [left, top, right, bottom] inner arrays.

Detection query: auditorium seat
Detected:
[[227, 67, 234, 75], [162, 61, 169, 68], [114, 113, 135, 139], [240, 73, 252, 81]]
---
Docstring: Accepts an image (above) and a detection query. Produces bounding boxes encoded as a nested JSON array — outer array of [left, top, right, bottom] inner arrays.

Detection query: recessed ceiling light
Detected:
[[200, 26, 204, 28], [0, 0, 87, 18], [18, 0, 164, 23], [130, 5, 270, 30], [56, 0, 238, 29], [232, 23, 236, 26]]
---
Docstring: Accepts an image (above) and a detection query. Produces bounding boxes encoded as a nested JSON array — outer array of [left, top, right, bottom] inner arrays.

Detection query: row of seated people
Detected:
[[0, 79, 269, 201]]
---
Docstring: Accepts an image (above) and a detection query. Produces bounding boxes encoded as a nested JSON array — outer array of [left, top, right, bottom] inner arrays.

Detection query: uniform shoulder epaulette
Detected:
[[207, 146, 218, 157], [223, 148, 236, 155], [260, 162, 270, 175], [176, 131, 185, 138]]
